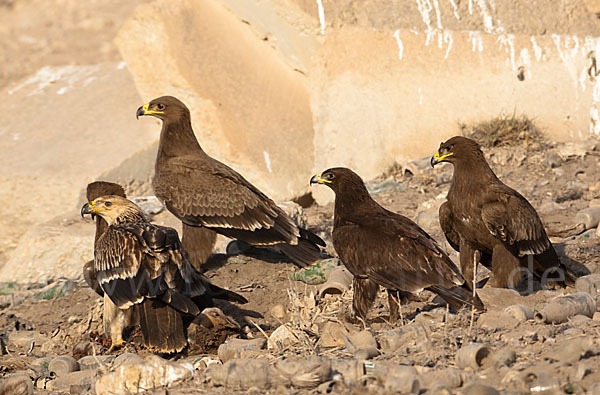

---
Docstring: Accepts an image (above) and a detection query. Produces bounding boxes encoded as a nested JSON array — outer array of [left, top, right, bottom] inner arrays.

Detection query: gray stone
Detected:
[[217, 338, 266, 362], [463, 383, 499, 395], [48, 369, 97, 392], [78, 355, 115, 371], [423, 368, 463, 389], [94, 354, 193, 394], [130, 196, 165, 217], [7, 331, 48, 353], [0, 373, 33, 395], [378, 328, 406, 353], [341, 330, 379, 360], [206, 359, 270, 390], [575, 274, 600, 296], [545, 151, 562, 168]]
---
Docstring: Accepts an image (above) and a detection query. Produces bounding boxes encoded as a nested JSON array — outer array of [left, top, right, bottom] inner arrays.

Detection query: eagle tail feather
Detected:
[[136, 299, 186, 353], [160, 289, 200, 316], [278, 238, 322, 268], [299, 227, 326, 247], [208, 283, 248, 304], [428, 284, 485, 312]]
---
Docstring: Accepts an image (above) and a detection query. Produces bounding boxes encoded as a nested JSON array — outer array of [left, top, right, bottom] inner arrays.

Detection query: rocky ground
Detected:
[[3, 131, 600, 394]]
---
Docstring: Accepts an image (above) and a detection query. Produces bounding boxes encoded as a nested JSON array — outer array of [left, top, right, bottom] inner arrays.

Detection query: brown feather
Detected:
[[87, 195, 246, 353], [181, 224, 216, 272], [434, 136, 576, 288], [83, 181, 127, 295], [146, 96, 324, 267], [316, 167, 483, 320]]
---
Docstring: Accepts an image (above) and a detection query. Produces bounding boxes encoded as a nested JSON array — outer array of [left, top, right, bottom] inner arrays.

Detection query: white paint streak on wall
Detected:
[[468, 31, 483, 52], [432, 0, 443, 29], [448, 0, 460, 20], [316, 0, 326, 35], [393, 30, 404, 60], [519, 48, 531, 67], [416, 0, 433, 31], [425, 30, 436, 46], [530, 36, 542, 61], [468, 0, 473, 14], [263, 151, 273, 173], [443, 31, 454, 58], [474, 0, 494, 33], [497, 34, 516, 70], [552, 34, 581, 89]]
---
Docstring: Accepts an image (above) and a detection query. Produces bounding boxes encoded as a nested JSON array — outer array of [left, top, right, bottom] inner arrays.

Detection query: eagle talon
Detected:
[[107, 339, 124, 353]]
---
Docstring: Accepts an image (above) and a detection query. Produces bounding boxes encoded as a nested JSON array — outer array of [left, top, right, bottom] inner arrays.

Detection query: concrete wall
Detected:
[[116, 0, 600, 205]]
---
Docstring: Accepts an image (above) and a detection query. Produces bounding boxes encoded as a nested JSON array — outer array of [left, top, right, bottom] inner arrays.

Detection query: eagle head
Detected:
[[81, 195, 143, 226], [136, 96, 190, 122]]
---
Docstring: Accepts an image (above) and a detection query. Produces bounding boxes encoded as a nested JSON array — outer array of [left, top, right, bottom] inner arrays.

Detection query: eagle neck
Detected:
[[113, 210, 146, 226], [333, 185, 380, 226], [157, 117, 204, 163], [449, 157, 499, 193]]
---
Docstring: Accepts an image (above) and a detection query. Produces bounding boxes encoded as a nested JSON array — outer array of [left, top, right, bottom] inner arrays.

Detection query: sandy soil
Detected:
[[2, 135, 600, 393]]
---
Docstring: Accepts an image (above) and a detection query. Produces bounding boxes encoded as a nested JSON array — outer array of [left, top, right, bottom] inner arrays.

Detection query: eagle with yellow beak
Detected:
[[431, 136, 577, 289], [81, 195, 246, 353]]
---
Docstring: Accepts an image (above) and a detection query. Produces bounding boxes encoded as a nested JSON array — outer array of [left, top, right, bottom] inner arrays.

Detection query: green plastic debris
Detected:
[[290, 258, 341, 285]]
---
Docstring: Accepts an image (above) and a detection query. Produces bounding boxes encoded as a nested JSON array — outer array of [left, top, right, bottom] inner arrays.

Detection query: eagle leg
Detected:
[[181, 224, 217, 273], [490, 244, 524, 289], [352, 277, 378, 321], [103, 294, 132, 351], [459, 240, 479, 290], [387, 290, 411, 323]]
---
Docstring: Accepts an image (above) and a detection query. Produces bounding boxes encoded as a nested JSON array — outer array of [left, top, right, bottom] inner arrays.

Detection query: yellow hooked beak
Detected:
[[80, 200, 107, 218], [136, 103, 164, 119], [430, 151, 454, 167], [310, 173, 331, 185]]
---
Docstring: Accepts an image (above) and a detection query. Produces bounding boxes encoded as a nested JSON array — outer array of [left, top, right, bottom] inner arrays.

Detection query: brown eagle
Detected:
[[311, 168, 483, 320], [431, 136, 576, 288], [81, 195, 246, 353], [83, 181, 127, 297], [136, 96, 325, 267]]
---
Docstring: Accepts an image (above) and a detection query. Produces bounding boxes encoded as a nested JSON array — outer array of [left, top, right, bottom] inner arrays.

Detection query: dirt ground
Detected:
[[2, 133, 600, 393], [3, 0, 600, 393]]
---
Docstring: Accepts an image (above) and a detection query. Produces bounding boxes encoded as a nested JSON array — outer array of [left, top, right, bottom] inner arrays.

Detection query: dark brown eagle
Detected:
[[431, 136, 576, 288], [81, 195, 246, 353], [136, 96, 325, 267], [310, 168, 483, 320]]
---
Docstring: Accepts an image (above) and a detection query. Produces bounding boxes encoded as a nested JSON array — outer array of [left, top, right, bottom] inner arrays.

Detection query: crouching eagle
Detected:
[[81, 195, 246, 353]]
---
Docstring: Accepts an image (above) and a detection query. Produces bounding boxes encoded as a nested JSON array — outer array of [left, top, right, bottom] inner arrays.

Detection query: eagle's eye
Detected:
[[105, 201, 112, 207], [156, 103, 165, 111], [324, 172, 335, 180]]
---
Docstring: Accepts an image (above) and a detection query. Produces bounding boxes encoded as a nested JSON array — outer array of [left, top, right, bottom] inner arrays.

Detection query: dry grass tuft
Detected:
[[460, 113, 545, 148]]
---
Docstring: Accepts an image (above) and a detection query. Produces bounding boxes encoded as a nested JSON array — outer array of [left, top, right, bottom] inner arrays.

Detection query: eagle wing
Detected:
[[439, 200, 460, 252], [481, 185, 550, 257], [95, 224, 202, 315], [333, 211, 464, 293], [154, 155, 301, 246]]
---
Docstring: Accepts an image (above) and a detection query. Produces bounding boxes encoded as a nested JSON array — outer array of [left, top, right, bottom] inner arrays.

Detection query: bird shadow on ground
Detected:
[[201, 249, 307, 274], [554, 242, 591, 277]]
